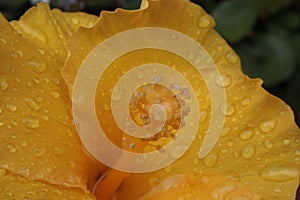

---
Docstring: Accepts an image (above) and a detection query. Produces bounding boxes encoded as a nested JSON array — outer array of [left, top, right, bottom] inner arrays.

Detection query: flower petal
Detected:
[[10, 3, 97, 65], [139, 173, 261, 200], [0, 168, 95, 199], [0, 9, 103, 193], [62, 0, 300, 199]]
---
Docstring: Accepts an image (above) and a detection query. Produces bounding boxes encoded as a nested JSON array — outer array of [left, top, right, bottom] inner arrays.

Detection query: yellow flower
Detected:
[[0, 0, 299, 200]]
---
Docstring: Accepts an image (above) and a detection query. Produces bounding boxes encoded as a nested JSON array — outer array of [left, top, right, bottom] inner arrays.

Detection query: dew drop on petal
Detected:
[[19, 140, 28, 147], [70, 17, 79, 25], [23, 116, 39, 129], [221, 127, 230, 137], [50, 91, 60, 99], [103, 103, 110, 111], [225, 52, 238, 64], [6, 103, 18, 112], [33, 146, 46, 157], [241, 97, 250, 106], [0, 79, 8, 91], [198, 15, 211, 28], [241, 143, 256, 159], [239, 130, 254, 140], [24, 97, 40, 111], [216, 74, 232, 87], [220, 103, 235, 116], [0, 38, 7, 44], [260, 162, 299, 182], [27, 60, 47, 73], [6, 144, 16, 153], [203, 153, 218, 167], [216, 45, 224, 52], [264, 139, 273, 149], [259, 119, 276, 133], [199, 110, 207, 123]]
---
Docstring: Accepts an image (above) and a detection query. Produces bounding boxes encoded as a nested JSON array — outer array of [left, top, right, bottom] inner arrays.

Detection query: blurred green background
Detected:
[[0, 0, 299, 125]]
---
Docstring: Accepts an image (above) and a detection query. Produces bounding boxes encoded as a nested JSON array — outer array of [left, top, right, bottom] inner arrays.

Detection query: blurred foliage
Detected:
[[0, 0, 299, 125]]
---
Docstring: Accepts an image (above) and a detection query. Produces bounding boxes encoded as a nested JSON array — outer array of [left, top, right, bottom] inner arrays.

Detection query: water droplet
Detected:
[[17, 167, 30, 176], [14, 76, 21, 83], [0, 121, 3, 127], [19, 140, 28, 147], [273, 188, 282, 193], [50, 91, 60, 99], [10, 120, 18, 127], [27, 60, 47, 73], [241, 143, 255, 159], [0, 79, 8, 91], [282, 139, 290, 146], [33, 146, 45, 157], [6, 144, 16, 153], [24, 97, 40, 111], [216, 74, 232, 87], [0, 37, 7, 44], [220, 103, 235, 116], [241, 97, 250, 106], [35, 96, 43, 102], [221, 127, 230, 136], [259, 119, 276, 133], [225, 52, 238, 64], [210, 184, 236, 199], [23, 116, 39, 129], [0, 108, 2, 114], [198, 15, 212, 28], [27, 190, 36, 196], [264, 139, 273, 149], [10, 52, 19, 59], [51, 77, 60, 85], [199, 110, 207, 123], [221, 148, 228, 154], [37, 48, 45, 55], [216, 45, 223, 52], [70, 18, 79, 25], [227, 141, 234, 147], [54, 146, 64, 155], [6, 103, 17, 112], [5, 191, 13, 197], [239, 130, 254, 140], [203, 153, 218, 167], [260, 162, 299, 182], [103, 103, 110, 111], [25, 81, 32, 88], [33, 77, 40, 84]]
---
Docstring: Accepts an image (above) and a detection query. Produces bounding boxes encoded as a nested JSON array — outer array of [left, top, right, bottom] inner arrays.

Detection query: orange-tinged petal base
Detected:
[[138, 173, 261, 200], [0, 168, 95, 200]]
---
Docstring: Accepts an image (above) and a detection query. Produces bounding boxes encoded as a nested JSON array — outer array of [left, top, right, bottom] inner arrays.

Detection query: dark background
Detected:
[[0, 0, 299, 126]]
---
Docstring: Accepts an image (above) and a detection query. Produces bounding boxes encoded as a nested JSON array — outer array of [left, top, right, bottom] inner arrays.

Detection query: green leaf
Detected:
[[118, 0, 141, 10], [236, 33, 297, 86], [212, 0, 257, 43], [252, 0, 292, 14]]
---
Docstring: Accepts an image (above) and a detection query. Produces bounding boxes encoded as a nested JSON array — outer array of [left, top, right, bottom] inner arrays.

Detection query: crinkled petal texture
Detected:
[[63, 0, 300, 199], [0, 3, 107, 199]]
